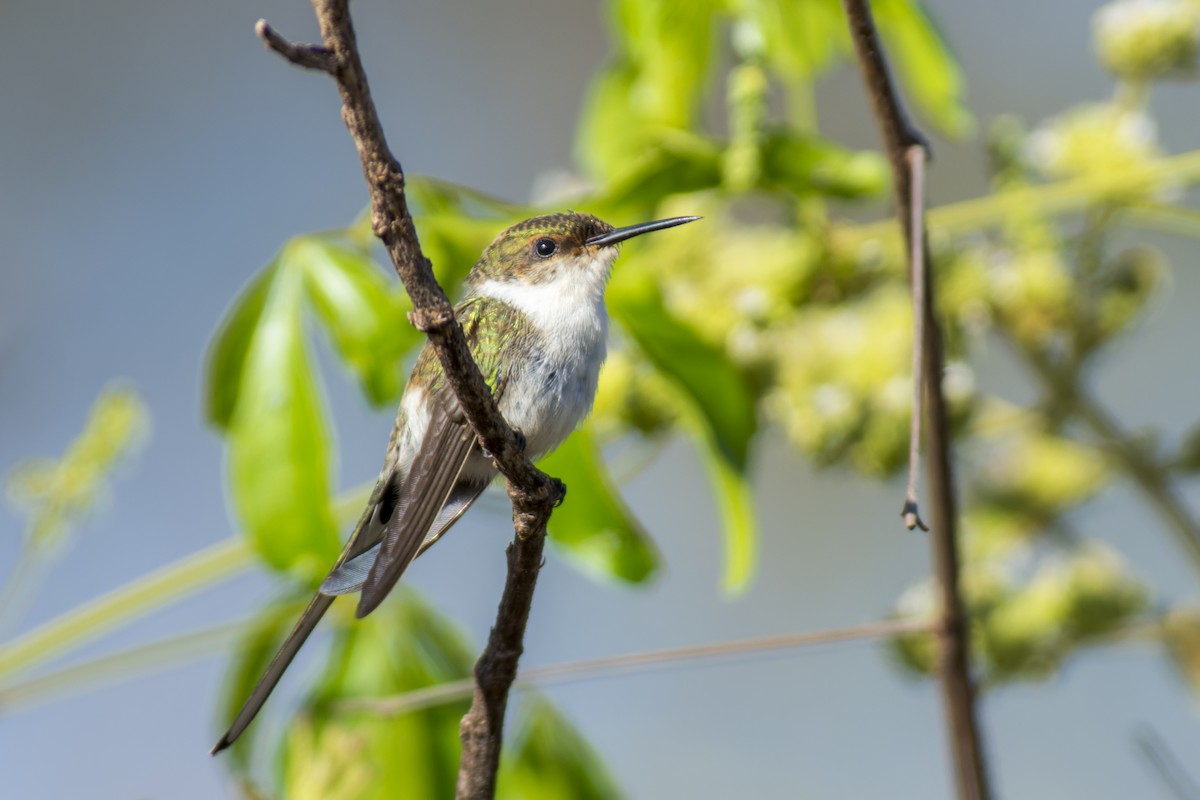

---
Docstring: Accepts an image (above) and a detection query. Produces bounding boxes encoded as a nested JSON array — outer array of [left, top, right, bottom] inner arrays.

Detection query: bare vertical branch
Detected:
[[903, 145, 930, 532], [255, 3, 564, 796], [838, 1, 992, 798]]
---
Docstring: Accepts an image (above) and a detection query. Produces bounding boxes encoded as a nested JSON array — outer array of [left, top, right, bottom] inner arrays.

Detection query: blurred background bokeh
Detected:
[[3, 0, 1200, 797]]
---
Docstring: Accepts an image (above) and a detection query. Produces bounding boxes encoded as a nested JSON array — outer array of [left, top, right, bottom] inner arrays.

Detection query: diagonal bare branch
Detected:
[[256, 3, 562, 796]]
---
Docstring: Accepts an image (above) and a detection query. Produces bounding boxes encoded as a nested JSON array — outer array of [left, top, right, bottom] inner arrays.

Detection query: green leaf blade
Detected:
[[609, 272, 759, 593], [293, 237, 415, 406], [205, 264, 279, 430], [874, 0, 974, 138], [225, 258, 340, 575], [539, 425, 660, 585]]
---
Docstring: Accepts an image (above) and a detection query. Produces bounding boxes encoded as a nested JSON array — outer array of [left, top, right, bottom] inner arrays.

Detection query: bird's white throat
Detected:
[[471, 249, 615, 460], [470, 248, 614, 352]]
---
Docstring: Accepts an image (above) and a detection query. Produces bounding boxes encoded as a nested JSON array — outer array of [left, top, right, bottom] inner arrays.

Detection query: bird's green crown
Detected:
[[466, 211, 614, 285]]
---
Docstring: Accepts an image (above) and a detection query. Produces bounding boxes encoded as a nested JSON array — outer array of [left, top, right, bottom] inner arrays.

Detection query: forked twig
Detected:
[[256, 4, 561, 797]]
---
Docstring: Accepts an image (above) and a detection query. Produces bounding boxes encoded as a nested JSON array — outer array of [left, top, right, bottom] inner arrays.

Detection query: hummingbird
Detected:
[[211, 210, 699, 754]]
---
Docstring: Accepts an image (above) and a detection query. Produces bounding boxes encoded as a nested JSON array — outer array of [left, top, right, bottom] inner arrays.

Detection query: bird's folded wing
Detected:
[[319, 478, 487, 596], [355, 396, 478, 618]]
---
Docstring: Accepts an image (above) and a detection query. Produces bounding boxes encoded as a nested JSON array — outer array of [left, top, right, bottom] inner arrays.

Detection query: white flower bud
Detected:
[[1094, 0, 1199, 80]]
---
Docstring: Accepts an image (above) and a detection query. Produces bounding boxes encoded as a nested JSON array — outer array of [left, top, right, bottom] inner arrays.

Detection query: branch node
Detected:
[[407, 306, 455, 333], [255, 19, 336, 73], [901, 500, 929, 532]]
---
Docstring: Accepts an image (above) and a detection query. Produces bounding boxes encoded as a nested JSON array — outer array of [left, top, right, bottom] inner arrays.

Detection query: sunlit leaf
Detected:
[[761, 131, 889, 198], [578, 0, 718, 180], [539, 425, 659, 585], [498, 696, 622, 800], [205, 265, 278, 430], [293, 237, 414, 405], [577, 61, 647, 182], [873, 0, 974, 138], [416, 214, 512, 297], [609, 269, 759, 592], [5, 384, 148, 551], [291, 595, 472, 800], [696, 438, 758, 593], [225, 256, 340, 575], [738, 0, 850, 79], [593, 132, 722, 216]]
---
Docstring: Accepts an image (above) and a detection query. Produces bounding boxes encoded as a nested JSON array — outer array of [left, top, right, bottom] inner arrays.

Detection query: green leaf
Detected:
[[577, 60, 647, 182], [225, 256, 340, 575], [288, 594, 472, 800], [539, 425, 659, 585], [498, 696, 622, 800], [578, 0, 718, 180], [205, 265, 278, 430], [416, 213, 513, 296], [614, 0, 717, 127], [592, 131, 723, 220], [739, 0, 850, 79], [873, 0, 974, 138], [292, 237, 415, 406], [761, 131, 889, 198], [697, 438, 758, 593], [608, 270, 759, 593]]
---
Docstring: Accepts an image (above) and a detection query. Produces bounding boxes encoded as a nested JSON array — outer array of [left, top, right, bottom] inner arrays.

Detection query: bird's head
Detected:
[[466, 211, 699, 288]]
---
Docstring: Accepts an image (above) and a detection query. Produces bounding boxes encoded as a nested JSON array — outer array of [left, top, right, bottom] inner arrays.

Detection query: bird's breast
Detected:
[[474, 281, 609, 460]]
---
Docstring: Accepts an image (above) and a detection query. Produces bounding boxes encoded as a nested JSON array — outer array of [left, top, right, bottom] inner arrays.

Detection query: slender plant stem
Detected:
[[1018, 345, 1200, 572], [0, 621, 243, 712], [1125, 202, 1200, 241], [0, 545, 54, 641], [0, 538, 252, 682], [848, 149, 1200, 245], [0, 482, 369, 690], [840, 2, 992, 798], [339, 619, 929, 717], [1134, 725, 1200, 800]]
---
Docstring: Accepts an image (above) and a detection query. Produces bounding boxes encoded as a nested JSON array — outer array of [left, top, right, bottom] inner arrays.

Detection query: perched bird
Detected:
[[212, 210, 698, 753]]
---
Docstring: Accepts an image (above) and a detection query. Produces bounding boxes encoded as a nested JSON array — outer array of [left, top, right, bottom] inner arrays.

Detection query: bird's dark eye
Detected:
[[535, 238, 557, 258]]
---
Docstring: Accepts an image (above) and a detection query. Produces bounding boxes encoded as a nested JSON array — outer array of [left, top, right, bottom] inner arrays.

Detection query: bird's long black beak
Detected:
[[585, 216, 701, 247]]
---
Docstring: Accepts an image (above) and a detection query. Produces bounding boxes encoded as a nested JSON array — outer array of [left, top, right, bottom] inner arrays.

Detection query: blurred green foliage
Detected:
[[1, 385, 148, 637], [5, 384, 147, 554]]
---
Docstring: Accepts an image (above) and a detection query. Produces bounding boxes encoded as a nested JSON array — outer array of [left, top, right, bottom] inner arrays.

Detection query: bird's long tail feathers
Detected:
[[210, 592, 335, 755]]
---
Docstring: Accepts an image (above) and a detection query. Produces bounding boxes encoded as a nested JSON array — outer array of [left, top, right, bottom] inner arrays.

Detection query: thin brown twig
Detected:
[[337, 619, 930, 717], [255, 20, 334, 71], [256, 4, 562, 797], [1134, 725, 1200, 800], [903, 144, 930, 532], [839, 2, 992, 799]]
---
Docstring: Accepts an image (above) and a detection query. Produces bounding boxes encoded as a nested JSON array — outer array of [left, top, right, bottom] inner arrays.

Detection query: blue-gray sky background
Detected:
[[2, 1, 1198, 797]]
